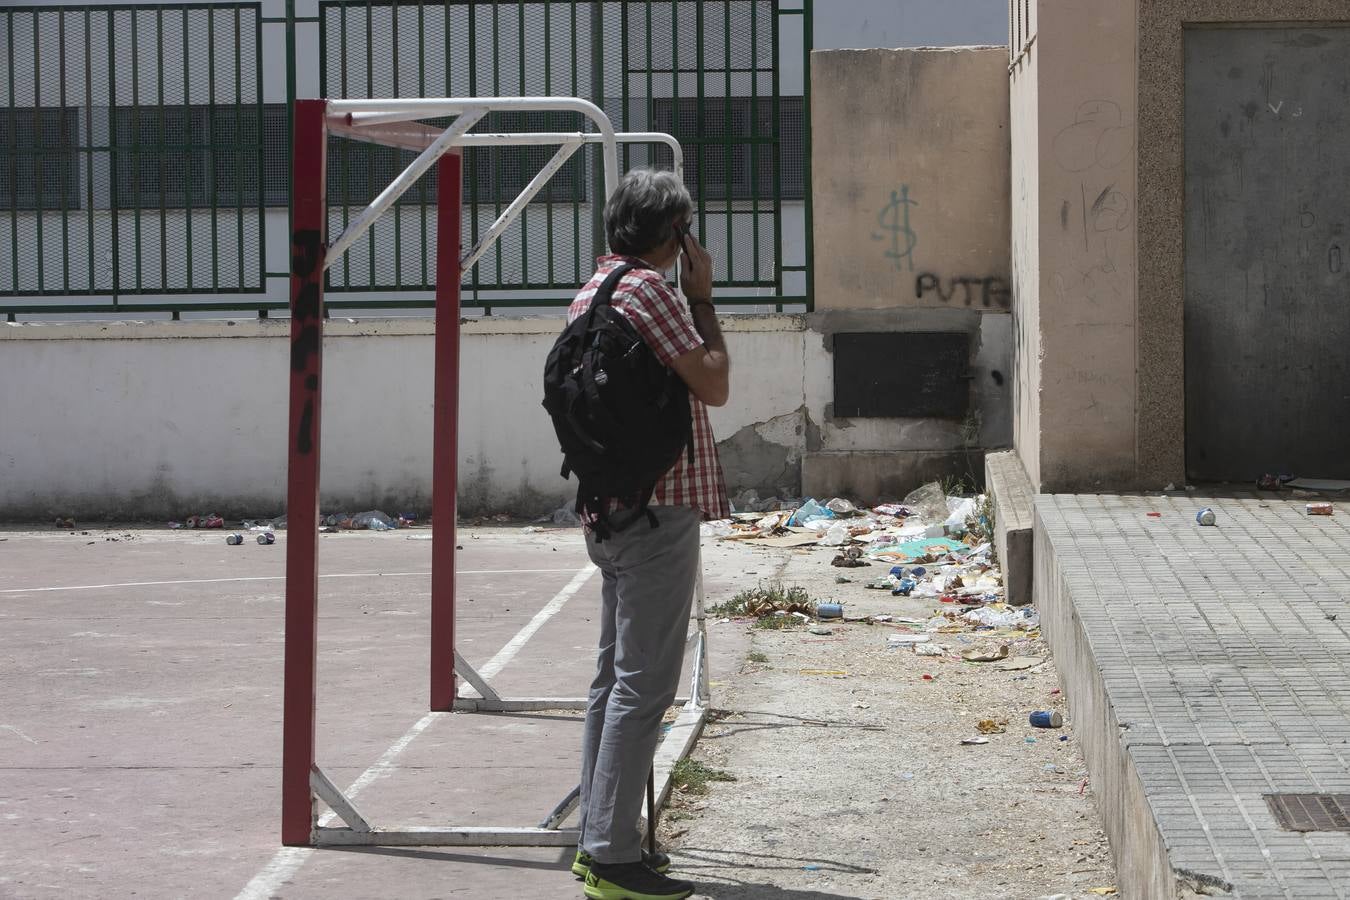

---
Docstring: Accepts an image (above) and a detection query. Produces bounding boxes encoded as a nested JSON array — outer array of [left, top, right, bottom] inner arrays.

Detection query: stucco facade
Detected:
[[1010, 0, 1349, 493], [1009, 0, 1139, 493], [811, 47, 1012, 313]]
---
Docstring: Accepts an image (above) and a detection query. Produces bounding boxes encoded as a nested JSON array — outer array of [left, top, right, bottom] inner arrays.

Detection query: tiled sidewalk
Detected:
[[1036, 493, 1350, 899]]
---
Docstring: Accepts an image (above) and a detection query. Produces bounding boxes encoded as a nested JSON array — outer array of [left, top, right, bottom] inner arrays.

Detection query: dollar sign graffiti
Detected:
[[871, 186, 918, 272]]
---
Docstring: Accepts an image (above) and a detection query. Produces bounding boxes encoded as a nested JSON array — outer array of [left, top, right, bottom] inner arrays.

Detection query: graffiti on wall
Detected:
[[1053, 99, 1135, 309], [871, 185, 919, 273], [915, 273, 1012, 308]]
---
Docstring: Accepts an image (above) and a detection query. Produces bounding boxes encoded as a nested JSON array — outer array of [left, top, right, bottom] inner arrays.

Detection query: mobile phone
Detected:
[[677, 222, 693, 257]]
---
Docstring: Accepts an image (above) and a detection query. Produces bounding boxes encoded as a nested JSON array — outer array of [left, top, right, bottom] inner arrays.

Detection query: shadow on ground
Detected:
[[702, 710, 887, 739], [331, 846, 575, 873], [677, 847, 878, 899], [332, 846, 875, 898]]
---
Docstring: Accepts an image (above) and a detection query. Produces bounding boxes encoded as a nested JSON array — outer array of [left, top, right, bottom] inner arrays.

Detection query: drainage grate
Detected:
[[1265, 794, 1350, 832]]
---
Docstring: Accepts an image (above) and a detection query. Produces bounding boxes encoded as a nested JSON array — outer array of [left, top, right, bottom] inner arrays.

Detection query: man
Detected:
[[567, 169, 731, 900]]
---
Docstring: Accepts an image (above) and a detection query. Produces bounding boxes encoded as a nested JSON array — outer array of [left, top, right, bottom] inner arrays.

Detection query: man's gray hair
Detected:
[[603, 168, 693, 257]]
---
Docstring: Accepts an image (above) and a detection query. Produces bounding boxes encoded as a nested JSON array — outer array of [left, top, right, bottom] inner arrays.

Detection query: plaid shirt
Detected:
[[567, 255, 730, 521]]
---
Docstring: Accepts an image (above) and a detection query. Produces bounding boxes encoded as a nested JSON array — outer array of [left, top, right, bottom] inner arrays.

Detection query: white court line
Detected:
[[0, 569, 580, 595], [233, 561, 597, 900], [476, 562, 597, 681]]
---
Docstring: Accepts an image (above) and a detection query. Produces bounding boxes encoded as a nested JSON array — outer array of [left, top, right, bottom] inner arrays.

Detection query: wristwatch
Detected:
[[687, 298, 716, 311]]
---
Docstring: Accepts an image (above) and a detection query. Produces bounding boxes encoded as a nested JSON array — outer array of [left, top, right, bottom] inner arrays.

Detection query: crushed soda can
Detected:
[[1029, 710, 1063, 728], [226, 533, 244, 545], [1307, 502, 1334, 516], [816, 602, 843, 619], [256, 532, 276, 545], [1256, 473, 1281, 491], [1196, 508, 1217, 526]]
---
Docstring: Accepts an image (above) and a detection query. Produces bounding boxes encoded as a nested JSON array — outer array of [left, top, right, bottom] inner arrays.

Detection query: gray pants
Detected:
[[578, 505, 701, 864]]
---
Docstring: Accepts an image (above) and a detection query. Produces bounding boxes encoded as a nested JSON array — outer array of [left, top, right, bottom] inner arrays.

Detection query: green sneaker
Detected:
[[572, 849, 671, 878], [583, 861, 693, 900]]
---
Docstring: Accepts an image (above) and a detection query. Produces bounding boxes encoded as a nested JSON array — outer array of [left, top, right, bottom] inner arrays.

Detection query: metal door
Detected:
[[1184, 26, 1350, 481]]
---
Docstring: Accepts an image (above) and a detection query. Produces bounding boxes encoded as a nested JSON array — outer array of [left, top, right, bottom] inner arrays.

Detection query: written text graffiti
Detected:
[[872, 186, 918, 273], [915, 273, 1011, 309]]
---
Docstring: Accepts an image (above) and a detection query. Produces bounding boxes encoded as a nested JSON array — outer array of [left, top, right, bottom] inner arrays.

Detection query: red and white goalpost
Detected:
[[282, 96, 711, 848]]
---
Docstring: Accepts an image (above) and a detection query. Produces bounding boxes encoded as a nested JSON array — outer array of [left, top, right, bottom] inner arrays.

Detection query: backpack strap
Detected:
[[575, 262, 641, 366], [591, 261, 641, 308]]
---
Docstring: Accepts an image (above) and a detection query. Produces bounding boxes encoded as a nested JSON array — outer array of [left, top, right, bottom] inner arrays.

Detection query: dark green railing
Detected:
[[1, 0, 811, 320]]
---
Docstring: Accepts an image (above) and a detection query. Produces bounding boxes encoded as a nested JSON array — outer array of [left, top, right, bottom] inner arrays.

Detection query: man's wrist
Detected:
[[687, 297, 715, 310]]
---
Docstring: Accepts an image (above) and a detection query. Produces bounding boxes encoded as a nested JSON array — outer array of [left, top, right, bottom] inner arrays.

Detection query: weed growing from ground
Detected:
[[670, 758, 737, 795]]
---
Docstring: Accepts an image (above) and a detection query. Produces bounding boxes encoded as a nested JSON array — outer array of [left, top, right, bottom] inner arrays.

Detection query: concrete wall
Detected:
[[1008, 0, 1139, 492], [0, 314, 1011, 519], [810, 47, 1011, 313], [800, 47, 1013, 495], [0, 318, 767, 518], [1010, 11, 1042, 488], [1010, 0, 1348, 493], [1034, 0, 1138, 492]]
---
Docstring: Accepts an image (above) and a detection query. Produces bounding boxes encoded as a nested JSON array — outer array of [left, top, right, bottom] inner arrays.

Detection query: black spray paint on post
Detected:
[[290, 228, 325, 454]]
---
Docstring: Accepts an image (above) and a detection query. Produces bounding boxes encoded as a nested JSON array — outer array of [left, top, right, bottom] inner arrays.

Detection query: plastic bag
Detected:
[[902, 482, 948, 523], [552, 506, 582, 527], [818, 522, 850, 546], [350, 510, 394, 530], [700, 520, 734, 538], [963, 606, 1040, 629], [790, 498, 834, 526], [825, 497, 858, 516], [944, 497, 977, 528]]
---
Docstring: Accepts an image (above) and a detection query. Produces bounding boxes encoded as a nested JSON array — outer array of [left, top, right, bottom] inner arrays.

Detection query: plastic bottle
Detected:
[[891, 578, 917, 597]]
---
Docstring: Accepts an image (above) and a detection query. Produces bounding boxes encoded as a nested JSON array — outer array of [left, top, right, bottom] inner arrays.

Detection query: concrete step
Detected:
[[984, 449, 1034, 605], [1036, 493, 1350, 898]]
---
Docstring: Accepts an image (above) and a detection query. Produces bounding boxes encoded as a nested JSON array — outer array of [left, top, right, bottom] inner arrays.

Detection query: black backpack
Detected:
[[542, 262, 693, 539]]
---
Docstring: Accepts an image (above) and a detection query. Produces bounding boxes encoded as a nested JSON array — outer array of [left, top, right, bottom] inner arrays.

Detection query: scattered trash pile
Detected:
[[703, 482, 1053, 662], [707, 480, 1008, 603], [713, 483, 988, 556], [160, 509, 424, 544], [877, 603, 1042, 667]]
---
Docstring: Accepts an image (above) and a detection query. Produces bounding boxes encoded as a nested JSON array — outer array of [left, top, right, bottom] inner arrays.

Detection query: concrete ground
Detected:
[[1036, 493, 1350, 899], [1, 521, 1118, 899], [0, 525, 743, 900], [663, 536, 1116, 900]]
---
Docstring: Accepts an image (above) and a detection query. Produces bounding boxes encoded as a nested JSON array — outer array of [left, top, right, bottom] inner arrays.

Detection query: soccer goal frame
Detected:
[[282, 96, 712, 849]]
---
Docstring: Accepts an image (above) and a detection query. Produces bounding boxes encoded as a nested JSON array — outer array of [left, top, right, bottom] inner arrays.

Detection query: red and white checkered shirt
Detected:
[[567, 255, 730, 521]]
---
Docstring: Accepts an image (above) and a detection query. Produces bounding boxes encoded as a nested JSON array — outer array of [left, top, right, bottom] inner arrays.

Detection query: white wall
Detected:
[[0, 317, 809, 519]]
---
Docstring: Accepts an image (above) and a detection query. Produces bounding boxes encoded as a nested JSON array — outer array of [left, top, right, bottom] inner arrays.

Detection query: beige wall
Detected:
[[811, 47, 1011, 312], [1034, 0, 1139, 491], [1010, 11, 1042, 487], [1009, 0, 1140, 492], [1011, 0, 1346, 492]]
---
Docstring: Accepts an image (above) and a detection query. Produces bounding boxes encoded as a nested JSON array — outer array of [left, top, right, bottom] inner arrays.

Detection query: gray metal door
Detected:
[[1184, 26, 1350, 481]]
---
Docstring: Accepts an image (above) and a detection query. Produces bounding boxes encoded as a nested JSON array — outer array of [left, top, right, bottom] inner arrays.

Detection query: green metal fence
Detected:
[[0, 0, 811, 319]]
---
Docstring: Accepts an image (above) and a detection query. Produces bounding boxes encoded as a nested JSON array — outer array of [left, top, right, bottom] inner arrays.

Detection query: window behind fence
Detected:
[[1, 1, 809, 315]]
